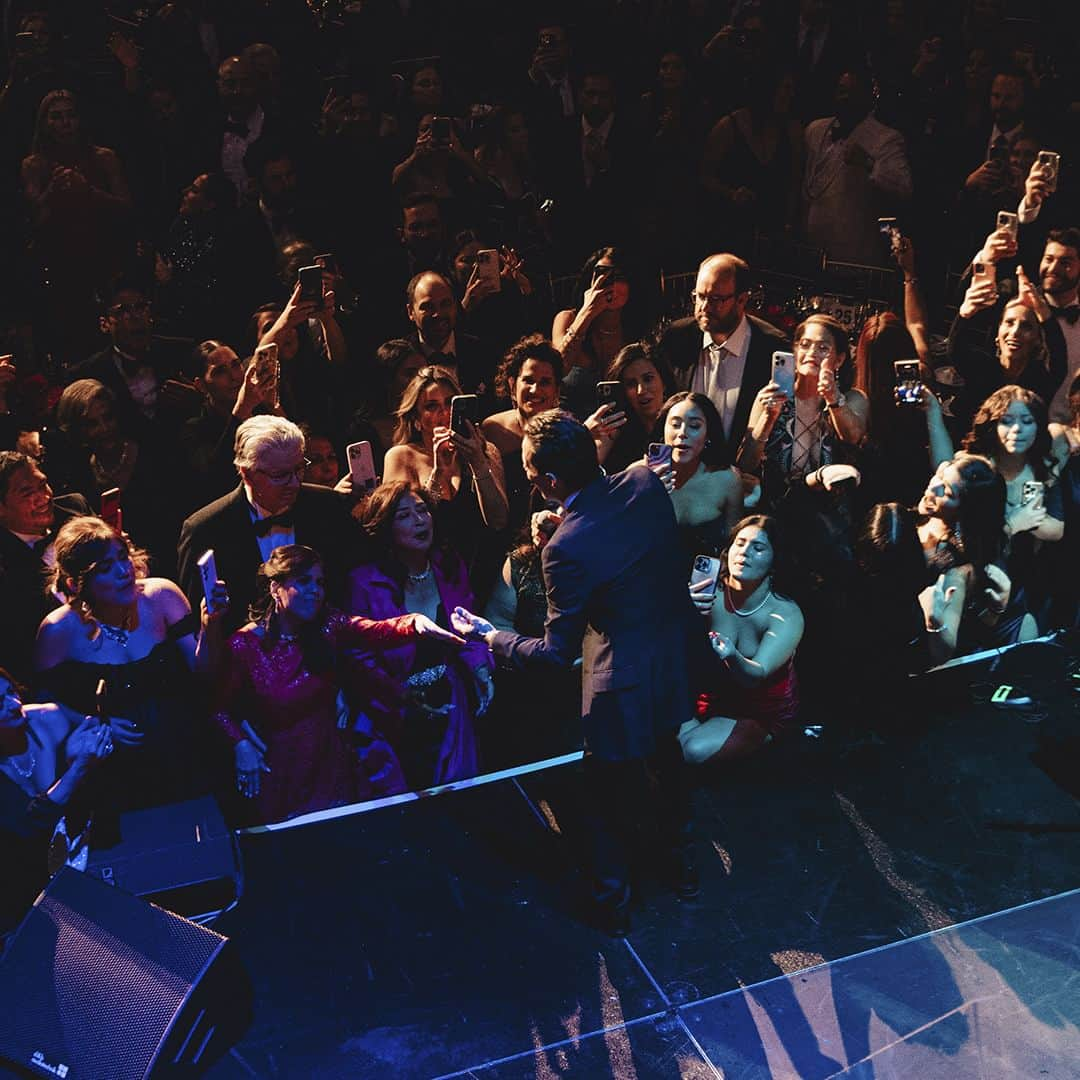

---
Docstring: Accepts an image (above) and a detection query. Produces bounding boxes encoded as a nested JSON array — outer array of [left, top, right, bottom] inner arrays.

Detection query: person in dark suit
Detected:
[[0, 452, 89, 683], [450, 411, 695, 935], [658, 253, 788, 464], [177, 416, 362, 635]]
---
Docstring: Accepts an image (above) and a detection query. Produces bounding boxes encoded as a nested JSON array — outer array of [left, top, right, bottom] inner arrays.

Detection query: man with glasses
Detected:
[[658, 253, 787, 461], [177, 416, 363, 633]]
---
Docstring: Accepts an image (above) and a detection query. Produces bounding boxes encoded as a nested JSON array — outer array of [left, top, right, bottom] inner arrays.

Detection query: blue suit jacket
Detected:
[[488, 467, 692, 761]]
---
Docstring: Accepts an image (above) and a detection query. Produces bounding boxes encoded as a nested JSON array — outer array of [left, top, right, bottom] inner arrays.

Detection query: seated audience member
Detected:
[[962, 387, 1063, 630], [405, 270, 496, 397], [481, 335, 563, 534], [20, 89, 133, 359], [653, 392, 746, 567], [739, 315, 868, 511], [0, 451, 90, 683], [913, 453, 1012, 661], [949, 238, 1066, 420], [0, 668, 112, 933], [383, 366, 507, 574], [588, 342, 675, 474], [349, 483, 493, 788], [181, 339, 280, 509], [213, 543, 463, 823], [552, 247, 648, 416], [658, 253, 787, 463], [679, 515, 803, 765], [34, 517, 227, 809], [53, 379, 182, 575], [177, 416, 362, 635]]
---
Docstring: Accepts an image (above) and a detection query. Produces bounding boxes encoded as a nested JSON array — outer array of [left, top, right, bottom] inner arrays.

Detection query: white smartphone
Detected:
[[346, 440, 377, 492], [972, 259, 997, 287], [475, 248, 501, 292], [690, 555, 722, 602], [1022, 480, 1044, 505], [253, 342, 280, 407], [997, 210, 1019, 244], [771, 350, 795, 399], [197, 549, 219, 614]]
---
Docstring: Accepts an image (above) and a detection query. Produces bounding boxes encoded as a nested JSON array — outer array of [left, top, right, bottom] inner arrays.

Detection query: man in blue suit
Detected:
[[452, 411, 695, 934]]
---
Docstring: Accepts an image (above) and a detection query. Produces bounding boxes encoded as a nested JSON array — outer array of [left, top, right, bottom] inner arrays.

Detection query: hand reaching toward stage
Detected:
[[450, 606, 495, 641]]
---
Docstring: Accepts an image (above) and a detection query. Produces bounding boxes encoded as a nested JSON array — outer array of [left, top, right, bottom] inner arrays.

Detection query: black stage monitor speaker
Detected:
[[0, 868, 251, 1079]]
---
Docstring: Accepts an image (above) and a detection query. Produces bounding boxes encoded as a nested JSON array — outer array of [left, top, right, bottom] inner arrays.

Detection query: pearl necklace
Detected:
[[407, 563, 433, 585], [725, 584, 773, 618]]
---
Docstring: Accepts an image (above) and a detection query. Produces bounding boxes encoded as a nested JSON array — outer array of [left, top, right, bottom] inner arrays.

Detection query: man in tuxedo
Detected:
[[0, 452, 89, 682], [177, 416, 361, 634], [452, 411, 695, 934], [405, 271, 495, 397], [658, 253, 788, 463]]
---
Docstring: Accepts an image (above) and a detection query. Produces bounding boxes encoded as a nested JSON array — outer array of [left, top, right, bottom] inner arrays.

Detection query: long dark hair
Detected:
[[946, 453, 1006, 571], [962, 385, 1053, 480], [719, 513, 794, 597], [572, 247, 653, 339], [854, 312, 920, 443], [857, 502, 931, 594], [656, 391, 730, 469], [249, 544, 334, 671]]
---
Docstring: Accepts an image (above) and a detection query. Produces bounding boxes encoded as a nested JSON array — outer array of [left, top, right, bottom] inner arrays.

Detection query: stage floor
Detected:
[[206, 646, 1080, 1078]]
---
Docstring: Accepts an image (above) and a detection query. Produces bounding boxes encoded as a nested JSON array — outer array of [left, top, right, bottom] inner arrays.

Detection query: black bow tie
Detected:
[[253, 512, 294, 537], [1055, 305, 1080, 325], [224, 119, 249, 137]]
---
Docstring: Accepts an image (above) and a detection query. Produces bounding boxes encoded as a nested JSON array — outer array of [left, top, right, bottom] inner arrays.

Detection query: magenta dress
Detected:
[[212, 612, 418, 824]]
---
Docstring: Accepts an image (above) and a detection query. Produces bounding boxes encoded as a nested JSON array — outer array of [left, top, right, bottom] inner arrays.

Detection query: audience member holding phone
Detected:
[[738, 314, 868, 511], [679, 514, 803, 765]]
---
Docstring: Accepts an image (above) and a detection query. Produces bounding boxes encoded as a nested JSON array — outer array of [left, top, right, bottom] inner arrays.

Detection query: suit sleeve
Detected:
[[175, 515, 203, 613], [487, 539, 588, 670]]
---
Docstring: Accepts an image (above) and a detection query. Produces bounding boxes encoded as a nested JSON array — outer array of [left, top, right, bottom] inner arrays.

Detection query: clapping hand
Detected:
[[450, 606, 495, 640], [66, 716, 113, 765]]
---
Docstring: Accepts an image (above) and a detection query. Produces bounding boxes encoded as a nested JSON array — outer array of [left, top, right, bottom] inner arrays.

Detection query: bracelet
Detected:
[[925, 625, 943, 634], [426, 470, 445, 498], [904, 278, 918, 285]]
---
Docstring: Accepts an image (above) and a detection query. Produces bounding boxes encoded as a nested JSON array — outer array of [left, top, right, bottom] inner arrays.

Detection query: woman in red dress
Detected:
[[212, 545, 463, 824]]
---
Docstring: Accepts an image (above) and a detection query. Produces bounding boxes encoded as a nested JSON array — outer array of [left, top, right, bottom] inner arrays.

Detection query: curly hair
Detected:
[[962, 385, 1052, 479], [495, 334, 563, 400]]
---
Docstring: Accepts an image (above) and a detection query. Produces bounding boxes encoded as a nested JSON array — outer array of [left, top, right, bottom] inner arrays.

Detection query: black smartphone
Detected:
[[596, 380, 627, 417], [894, 359, 922, 406], [431, 116, 452, 149], [298, 265, 323, 305], [314, 253, 338, 276], [100, 487, 122, 532], [450, 394, 480, 436]]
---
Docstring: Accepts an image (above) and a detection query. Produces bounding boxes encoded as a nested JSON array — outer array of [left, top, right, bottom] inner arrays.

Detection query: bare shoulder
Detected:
[[481, 410, 520, 452], [141, 577, 191, 615], [382, 443, 421, 481], [24, 701, 72, 744], [768, 593, 804, 632], [34, 607, 82, 669], [552, 308, 576, 335]]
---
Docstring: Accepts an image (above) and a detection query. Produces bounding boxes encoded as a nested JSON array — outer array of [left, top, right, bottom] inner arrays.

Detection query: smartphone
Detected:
[[1022, 480, 1044, 505], [771, 351, 795, 399], [314, 253, 338, 276], [595, 380, 628, 417], [690, 555, 722, 602], [346, 440, 377, 492], [100, 487, 122, 532], [647, 442, 673, 468], [197, 549, 220, 615], [1036, 150, 1060, 193], [253, 342, 280, 407], [475, 248, 501, 292], [893, 359, 922, 405], [450, 393, 480, 437], [989, 141, 1011, 167], [877, 216, 899, 244], [95, 677, 108, 723], [972, 259, 997, 287], [430, 116, 452, 149], [997, 210, 1019, 244], [298, 264, 324, 306]]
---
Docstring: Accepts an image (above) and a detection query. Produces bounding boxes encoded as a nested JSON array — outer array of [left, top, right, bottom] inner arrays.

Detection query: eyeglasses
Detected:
[[108, 300, 151, 318], [796, 339, 834, 356], [257, 460, 310, 484], [692, 291, 737, 306]]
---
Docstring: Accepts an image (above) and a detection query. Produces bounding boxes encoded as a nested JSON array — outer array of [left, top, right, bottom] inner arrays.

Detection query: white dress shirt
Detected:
[[692, 316, 751, 438], [248, 498, 296, 563]]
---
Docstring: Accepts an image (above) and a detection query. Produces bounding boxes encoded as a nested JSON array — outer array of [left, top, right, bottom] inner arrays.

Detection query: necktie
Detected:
[[253, 511, 294, 537], [1056, 305, 1080, 326]]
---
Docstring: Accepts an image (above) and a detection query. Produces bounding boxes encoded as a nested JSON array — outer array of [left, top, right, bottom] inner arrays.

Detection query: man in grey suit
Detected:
[[452, 411, 695, 934], [658, 253, 788, 463]]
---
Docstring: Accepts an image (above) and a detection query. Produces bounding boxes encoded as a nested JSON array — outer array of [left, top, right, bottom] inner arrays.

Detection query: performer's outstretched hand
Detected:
[[451, 606, 495, 640]]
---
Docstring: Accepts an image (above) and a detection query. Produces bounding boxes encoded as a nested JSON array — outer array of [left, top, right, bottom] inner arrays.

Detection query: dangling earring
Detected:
[[705, 439, 711, 448]]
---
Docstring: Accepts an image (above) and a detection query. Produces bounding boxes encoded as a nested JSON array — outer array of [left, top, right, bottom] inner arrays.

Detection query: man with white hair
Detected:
[[177, 415, 361, 632]]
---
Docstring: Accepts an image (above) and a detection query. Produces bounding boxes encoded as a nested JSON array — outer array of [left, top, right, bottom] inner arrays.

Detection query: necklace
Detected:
[[726, 584, 773, 618], [4, 748, 36, 779], [97, 621, 130, 647], [407, 563, 433, 584]]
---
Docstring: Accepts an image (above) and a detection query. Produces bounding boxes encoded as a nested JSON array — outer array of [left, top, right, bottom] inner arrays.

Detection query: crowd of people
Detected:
[[2, 1, 1080, 933]]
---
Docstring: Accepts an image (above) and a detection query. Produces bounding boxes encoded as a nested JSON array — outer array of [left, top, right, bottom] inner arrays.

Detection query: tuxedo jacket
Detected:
[[487, 467, 691, 762], [407, 331, 497, 400], [0, 494, 90, 684], [658, 314, 789, 464], [177, 484, 364, 635]]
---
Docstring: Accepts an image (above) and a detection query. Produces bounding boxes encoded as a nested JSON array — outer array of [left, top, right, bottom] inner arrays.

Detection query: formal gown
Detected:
[[212, 612, 418, 825]]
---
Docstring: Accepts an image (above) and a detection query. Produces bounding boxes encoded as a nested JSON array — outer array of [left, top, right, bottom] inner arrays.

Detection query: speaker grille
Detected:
[[0, 869, 227, 1080]]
